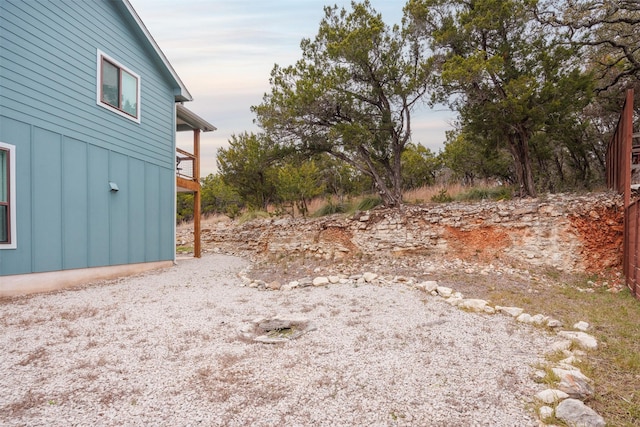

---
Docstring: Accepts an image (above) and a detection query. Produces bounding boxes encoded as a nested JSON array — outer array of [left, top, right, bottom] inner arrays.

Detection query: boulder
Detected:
[[495, 306, 524, 317], [573, 321, 590, 331], [416, 280, 439, 293], [535, 388, 569, 404], [363, 272, 378, 282], [312, 277, 329, 286], [436, 286, 453, 297], [558, 331, 598, 350], [555, 398, 605, 427], [458, 299, 489, 312], [552, 368, 594, 400]]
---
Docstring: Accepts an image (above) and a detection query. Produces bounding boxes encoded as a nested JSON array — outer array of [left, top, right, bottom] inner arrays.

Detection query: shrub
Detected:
[[431, 189, 453, 203], [456, 186, 513, 201], [357, 196, 383, 211], [237, 210, 270, 224], [313, 201, 350, 217]]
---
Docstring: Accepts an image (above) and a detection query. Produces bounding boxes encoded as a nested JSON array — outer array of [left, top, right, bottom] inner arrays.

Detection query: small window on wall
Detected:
[[97, 50, 140, 122], [0, 142, 16, 249]]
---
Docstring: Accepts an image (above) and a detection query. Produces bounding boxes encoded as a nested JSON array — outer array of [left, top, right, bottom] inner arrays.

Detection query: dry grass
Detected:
[[403, 183, 467, 204]]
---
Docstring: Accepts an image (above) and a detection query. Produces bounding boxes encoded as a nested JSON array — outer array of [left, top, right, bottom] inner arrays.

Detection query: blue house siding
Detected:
[[87, 145, 111, 268], [0, 116, 177, 276], [62, 136, 89, 270], [0, 0, 183, 277], [31, 127, 64, 273], [0, 0, 177, 168]]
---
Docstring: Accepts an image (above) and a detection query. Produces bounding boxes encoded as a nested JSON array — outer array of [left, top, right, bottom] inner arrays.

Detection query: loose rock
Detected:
[[552, 368, 594, 400], [557, 331, 598, 350], [555, 398, 605, 427]]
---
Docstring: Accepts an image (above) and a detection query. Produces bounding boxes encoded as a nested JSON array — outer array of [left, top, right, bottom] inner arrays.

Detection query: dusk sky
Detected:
[[129, 0, 454, 176]]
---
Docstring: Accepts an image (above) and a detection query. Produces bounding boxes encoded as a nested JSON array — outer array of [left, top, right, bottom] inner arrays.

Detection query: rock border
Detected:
[[238, 268, 605, 426]]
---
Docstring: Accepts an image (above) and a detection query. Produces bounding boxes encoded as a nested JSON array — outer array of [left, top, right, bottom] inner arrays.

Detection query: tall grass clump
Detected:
[[313, 200, 351, 217], [237, 210, 270, 224], [456, 186, 513, 201], [356, 196, 383, 211]]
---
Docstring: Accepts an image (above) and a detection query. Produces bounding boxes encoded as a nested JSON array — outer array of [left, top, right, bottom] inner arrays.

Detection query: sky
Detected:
[[129, 0, 454, 176]]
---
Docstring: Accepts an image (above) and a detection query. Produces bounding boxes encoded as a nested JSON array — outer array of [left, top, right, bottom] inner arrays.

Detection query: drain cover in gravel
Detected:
[[238, 316, 316, 343]]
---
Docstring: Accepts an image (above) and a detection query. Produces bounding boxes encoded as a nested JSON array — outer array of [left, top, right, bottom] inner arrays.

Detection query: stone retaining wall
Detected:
[[189, 192, 623, 273]]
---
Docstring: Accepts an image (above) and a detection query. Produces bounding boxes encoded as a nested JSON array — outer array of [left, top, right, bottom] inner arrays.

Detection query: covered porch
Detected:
[[176, 103, 216, 258]]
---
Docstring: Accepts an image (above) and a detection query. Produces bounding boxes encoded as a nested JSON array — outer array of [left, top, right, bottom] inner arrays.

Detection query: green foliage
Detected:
[[176, 193, 194, 223], [405, 0, 594, 197], [455, 186, 513, 201], [357, 196, 383, 211], [430, 189, 453, 203], [315, 154, 372, 198], [217, 132, 283, 210], [441, 129, 513, 185], [252, 1, 432, 206], [200, 174, 243, 219], [401, 143, 441, 189], [276, 160, 325, 217]]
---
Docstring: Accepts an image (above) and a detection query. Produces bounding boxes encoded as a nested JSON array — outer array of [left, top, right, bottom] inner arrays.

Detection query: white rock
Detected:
[[530, 314, 548, 325], [552, 368, 594, 399], [550, 340, 572, 352], [573, 321, 590, 331], [328, 276, 341, 284], [516, 313, 532, 323], [557, 331, 598, 350], [458, 299, 488, 312], [312, 277, 329, 286], [363, 272, 378, 282], [546, 318, 563, 328], [281, 281, 299, 291], [483, 306, 496, 314], [535, 389, 569, 404], [495, 306, 524, 317], [555, 398, 605, 427], [538, 405, 554, 421], [416, 280, 439, 293], [436, 286, 453, 297], [446, 297, 463, 306]]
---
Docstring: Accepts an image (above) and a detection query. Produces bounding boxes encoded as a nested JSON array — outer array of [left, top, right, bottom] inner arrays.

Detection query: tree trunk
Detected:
[[358, 146, 403, 207], [508, 130, 537, 197]]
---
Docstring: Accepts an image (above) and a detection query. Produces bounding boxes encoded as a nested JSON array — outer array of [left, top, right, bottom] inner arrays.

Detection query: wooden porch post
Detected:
[[194, 128, 202, 258]]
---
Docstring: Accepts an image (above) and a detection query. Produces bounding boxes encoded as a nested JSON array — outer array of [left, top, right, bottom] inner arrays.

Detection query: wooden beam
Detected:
[[194, 129, 201, 258], [194, 187, 201, 258], [176, 176, 199, 192]]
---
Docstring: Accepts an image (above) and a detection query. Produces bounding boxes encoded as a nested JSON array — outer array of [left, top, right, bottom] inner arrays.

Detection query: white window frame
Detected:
[[96, 49, 141, 123], [0, 141, 17, 250]]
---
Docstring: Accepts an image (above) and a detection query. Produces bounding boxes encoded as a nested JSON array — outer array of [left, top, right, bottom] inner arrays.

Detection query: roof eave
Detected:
[[176, 104, 217, 132]]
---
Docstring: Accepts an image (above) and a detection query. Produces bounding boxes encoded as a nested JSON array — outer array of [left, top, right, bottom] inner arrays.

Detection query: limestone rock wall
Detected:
[[192, 192, 623, 273]]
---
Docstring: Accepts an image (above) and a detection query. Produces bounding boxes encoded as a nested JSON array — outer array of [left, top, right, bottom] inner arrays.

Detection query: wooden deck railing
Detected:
[[176, 148, 196, 181]]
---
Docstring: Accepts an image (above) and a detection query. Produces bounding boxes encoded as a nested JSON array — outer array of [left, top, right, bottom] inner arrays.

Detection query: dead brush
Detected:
[[59, 305, 99, 321], [17, 347, 48, 367], [1, 390, 46, 418]]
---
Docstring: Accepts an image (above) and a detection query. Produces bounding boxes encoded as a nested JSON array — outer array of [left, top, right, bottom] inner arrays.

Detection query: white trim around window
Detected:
[[96, 49, 141, 123], [0, 141, 17, 250]]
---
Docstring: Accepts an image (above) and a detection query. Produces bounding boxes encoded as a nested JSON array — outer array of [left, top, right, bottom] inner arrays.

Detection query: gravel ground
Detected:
[[0, 254, 555, 426]]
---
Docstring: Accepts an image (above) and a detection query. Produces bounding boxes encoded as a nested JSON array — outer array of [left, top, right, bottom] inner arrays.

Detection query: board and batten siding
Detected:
[[0, 0, 179, 276]]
